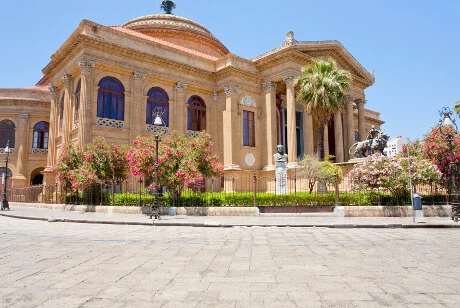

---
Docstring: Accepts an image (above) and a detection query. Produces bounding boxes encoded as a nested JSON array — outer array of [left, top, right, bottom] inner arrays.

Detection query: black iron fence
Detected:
[[5, 173, 449, 207]]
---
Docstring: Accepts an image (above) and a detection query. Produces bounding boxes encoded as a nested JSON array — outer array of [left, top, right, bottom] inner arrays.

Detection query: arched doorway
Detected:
[[30, 168, 45, 186]]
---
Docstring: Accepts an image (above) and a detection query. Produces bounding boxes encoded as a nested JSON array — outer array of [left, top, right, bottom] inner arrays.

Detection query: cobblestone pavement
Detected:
[[0, 216, 459, 308]]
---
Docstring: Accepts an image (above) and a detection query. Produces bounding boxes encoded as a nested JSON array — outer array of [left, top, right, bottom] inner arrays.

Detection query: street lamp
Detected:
[[2, 140, 12, 211], [150, 107, 166, 219], [439, 107, 459, 222]]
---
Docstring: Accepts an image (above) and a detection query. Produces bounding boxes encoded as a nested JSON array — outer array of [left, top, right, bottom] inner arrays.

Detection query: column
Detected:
[[262, 80, 277, 170], [357, 99, 366, 141], [303, 112, 314, 156], [14, 113, 29, 187], [283, 74, 297, 165], [342, 109, 349, 161], [78, 61, 95, 145], [174, 82, 187, 135], [334, 112, 344, 162], [62, 74, 72, 144], [131, 71, 146, 142], [346, 96, 355, 156], [223, 85, 241, 170]]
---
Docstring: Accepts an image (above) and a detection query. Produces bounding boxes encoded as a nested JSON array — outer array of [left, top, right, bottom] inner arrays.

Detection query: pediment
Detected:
[[295, 44, 374, 85]]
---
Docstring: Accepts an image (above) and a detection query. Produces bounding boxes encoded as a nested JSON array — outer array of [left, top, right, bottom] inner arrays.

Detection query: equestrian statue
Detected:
[[349, 126, 390, 158]]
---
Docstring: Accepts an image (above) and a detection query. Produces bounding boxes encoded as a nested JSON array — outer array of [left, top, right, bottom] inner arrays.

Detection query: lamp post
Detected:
[[439, 107, 459, 222], [150, 107, 166, 219], [2, 140, 12, 211]]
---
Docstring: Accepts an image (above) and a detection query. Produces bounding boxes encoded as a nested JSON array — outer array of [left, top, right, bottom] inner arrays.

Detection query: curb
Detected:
[[1, 212, 459, 228]]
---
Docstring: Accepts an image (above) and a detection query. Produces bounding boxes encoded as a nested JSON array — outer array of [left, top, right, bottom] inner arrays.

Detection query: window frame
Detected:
[[96, 77, 125, 121], [0, 120, 15, 148], [187, 95, 206, 132], [146, 87, 169, 126], [32, 121, 50, 149], [243, 110, 255, 147]]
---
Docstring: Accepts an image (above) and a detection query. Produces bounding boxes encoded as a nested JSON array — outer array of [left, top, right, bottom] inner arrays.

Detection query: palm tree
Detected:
[[454, 101, 460, 115], [296, 59, 351, 161]]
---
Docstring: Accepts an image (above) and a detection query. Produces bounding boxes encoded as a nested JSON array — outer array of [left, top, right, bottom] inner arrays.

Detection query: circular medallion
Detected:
[[245, 153, 255, 167]]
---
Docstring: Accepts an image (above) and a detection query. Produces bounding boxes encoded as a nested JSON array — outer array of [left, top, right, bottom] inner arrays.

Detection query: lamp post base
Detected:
[[1, 199, 9, 211]]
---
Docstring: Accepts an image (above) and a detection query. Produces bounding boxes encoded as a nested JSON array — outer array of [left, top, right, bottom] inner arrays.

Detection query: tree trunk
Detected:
[[316, 125, 327, 193], [317, 125, 325, 161]]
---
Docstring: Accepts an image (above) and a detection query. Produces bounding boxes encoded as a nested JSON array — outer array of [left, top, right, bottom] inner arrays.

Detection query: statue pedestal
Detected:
[[275, 163, 288, 195]]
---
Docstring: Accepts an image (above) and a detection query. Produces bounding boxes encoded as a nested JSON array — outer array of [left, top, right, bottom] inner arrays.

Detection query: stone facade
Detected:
[[0, 12, 383, 188]]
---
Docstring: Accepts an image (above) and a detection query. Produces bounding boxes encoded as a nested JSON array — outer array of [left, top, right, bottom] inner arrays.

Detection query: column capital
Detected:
[[133, 71, 146, 83], [63, 74, 72, 87], [262, 80, 276, 93], [78, 61, 95, 74], [212, 90, 219, 101], [282, 74, 297, 86], [175, 81, 188, 93], [19, 113, 29, 121], [48, 85, 58, 97], [355, 99, 366, 107], [345, 94, 355, 102], [224, 85, 239, 97]]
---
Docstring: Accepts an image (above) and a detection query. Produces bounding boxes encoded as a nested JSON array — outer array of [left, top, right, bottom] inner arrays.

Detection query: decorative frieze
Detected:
[[282, 74, 297, 85], [78, 61, 95, 74], [186, 130, 201, 139], [32, 148, 48, 155], [146, 124, 169, 135], [239, 95, 257, 108], [96, 117, 124, 129], [74, 120, 79, 129], [175, 81, 188, 92], [262, 81, 276, 93], [133, 71, 146, 83], [224, 85, 239, 97], [0, 148, 14, 154]]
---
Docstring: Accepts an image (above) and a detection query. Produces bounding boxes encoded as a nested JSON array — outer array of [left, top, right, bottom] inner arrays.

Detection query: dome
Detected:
[[123, 14, 229, 58]]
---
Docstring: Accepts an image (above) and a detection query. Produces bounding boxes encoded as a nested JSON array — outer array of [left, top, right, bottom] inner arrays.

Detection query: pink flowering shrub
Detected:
[[126, 131, 223, 200], [55, 137, 128, 191], [55, 142, 83, 190], [349, 153, 441, 196], [421, 126, 460, 181]]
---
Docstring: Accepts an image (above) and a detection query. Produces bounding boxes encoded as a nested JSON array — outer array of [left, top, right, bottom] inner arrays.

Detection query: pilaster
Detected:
[[223, 85, 241, 170], [174, 82, 187, 134], [62, 74, 72, 144], [78, 61, 95, 145], [131, 71, 146, 142], [13, 113, 29, 187]]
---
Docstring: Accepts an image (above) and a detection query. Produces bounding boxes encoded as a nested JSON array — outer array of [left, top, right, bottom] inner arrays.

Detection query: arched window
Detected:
[[187, 95, 206, 131], [74, 80, 81, 124], [59, 95, 64, 134], [33, 122, 49, 149], [0, 120, 15, 148], [146, 87, 169, 126], [97, 77, 125, 121]]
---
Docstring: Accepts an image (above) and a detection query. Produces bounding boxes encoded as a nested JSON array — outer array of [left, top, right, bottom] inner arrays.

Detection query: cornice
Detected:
[[214, 66, 262, 85], [254, 48, 313, 72], [39, 35, 217, 86]]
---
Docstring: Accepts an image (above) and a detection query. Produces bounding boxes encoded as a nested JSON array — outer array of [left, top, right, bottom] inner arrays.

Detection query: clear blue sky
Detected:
[[1, 0, 459, 141]]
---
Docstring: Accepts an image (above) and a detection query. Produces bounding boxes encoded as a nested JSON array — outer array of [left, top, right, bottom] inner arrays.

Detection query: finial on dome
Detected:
[[160, 1, 176, 14]]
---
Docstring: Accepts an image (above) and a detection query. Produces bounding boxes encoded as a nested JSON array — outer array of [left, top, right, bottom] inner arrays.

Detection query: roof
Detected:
[[110, 26, 219, 61]]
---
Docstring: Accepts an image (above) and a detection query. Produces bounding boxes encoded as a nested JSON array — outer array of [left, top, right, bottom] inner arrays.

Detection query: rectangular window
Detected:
[[243, 110, 255, 147]]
